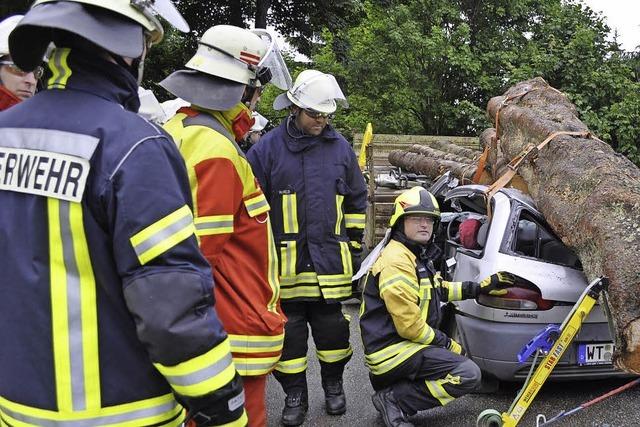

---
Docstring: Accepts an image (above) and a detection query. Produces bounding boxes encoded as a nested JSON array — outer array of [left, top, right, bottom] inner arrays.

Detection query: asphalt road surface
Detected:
[[266, 302, 640, 427]]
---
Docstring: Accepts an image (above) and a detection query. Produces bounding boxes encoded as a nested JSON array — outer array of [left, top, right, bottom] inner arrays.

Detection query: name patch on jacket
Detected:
[[0, 128, 99, 203]]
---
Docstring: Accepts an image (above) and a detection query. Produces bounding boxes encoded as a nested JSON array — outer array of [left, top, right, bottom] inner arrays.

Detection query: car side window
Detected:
[[514, 213, 582, 269]]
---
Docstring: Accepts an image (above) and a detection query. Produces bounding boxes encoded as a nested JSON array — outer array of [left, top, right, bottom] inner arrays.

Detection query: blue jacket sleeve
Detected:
[[102, 134, 244, 415], [344, 147, 367, 245]]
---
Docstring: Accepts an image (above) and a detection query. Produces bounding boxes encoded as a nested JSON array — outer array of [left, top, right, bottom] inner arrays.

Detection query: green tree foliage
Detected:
[[312, 0, 639, 163]]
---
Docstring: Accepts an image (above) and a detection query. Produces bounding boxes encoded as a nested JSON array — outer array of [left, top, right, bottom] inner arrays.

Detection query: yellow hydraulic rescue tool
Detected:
[[358, 122, 373, 171], [476, 276, 610, 427]]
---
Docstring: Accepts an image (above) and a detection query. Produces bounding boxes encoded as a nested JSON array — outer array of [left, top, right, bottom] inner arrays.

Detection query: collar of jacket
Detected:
[[391, 229, 441, 264], [0, 85, 21, 111], [190, 102, 253, 142], [45, 47, 140, 112], [281, 116, 342, 153]]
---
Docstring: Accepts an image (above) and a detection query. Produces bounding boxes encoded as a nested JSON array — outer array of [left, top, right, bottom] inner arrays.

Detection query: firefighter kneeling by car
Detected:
[[358, 186, 515, 427]]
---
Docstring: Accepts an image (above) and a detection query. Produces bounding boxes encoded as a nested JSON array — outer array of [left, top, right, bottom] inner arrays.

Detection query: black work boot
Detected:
[[322, 378, 346, 415], [281, 388, 308, 426], [371, 387, 414, 427]]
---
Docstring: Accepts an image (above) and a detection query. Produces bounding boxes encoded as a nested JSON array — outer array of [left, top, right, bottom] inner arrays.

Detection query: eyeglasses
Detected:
[[302, 108, 333, 120], [0, 61, 45, 80], [404, 216, 435, 225]]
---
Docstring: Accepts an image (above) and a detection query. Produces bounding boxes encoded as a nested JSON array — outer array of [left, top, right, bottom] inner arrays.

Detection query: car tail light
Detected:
[[477, 287, 555, 311]]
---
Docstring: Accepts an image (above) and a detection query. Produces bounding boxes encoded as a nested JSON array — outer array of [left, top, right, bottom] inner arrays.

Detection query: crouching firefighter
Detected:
[[358, 186, 515, 427], [0, 1, 245, 426]]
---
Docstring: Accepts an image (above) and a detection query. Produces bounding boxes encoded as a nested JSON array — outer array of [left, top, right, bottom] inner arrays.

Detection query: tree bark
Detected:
[[486, 77, 640, 373]]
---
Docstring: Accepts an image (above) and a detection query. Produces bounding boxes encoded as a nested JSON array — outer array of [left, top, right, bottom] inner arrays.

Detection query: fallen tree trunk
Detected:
[[388, 150, 476, 181], [486, 77, 640, 373], [425, 139, 480, 161], [405, 144, 476, 164]]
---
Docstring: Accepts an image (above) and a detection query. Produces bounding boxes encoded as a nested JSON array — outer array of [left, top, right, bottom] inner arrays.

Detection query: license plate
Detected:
[[577, 342, 614, 366]]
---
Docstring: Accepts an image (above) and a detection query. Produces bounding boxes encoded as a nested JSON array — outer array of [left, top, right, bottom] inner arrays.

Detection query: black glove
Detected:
[[479, 271, 515, 296]]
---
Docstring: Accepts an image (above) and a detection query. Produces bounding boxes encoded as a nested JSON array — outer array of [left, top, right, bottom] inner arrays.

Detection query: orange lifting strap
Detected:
[[484, 130, 594, 217]]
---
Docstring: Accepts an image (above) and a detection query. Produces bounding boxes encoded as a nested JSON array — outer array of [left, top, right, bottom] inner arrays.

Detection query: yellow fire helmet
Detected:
[[389, 186, 440, 228]]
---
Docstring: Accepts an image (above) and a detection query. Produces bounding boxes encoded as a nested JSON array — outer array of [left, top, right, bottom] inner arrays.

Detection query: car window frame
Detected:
[[500, 202, 582, 270]]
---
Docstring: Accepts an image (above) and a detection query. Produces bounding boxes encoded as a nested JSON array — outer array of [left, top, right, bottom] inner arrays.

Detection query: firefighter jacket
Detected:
[[163, 103, 285, 377], [247, 118, 367, 303], [359, 237, 477, 376], [0, 48, 245, 427]]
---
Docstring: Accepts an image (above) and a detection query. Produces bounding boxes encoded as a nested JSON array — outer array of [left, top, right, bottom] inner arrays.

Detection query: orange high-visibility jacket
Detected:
[[164, 104, 285, 376]]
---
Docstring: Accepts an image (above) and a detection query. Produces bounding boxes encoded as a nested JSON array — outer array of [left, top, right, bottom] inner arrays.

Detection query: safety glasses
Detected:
[[0, 61, 44, 80], [302, 108, 333, 120]]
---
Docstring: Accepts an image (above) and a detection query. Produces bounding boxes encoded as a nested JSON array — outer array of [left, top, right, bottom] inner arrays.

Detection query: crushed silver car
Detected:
[[438, 184, 626, 382]]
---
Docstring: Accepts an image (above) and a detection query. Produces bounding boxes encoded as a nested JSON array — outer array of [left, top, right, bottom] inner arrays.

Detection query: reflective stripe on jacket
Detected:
[[0, 48, 237, 426], [359, 239, 469, 376], [247, 119, 367, 302], [164, 104, 285, 376]]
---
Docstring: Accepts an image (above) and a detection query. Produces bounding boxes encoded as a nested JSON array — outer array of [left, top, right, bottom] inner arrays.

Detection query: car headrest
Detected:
[[459, 218, 482, 249]]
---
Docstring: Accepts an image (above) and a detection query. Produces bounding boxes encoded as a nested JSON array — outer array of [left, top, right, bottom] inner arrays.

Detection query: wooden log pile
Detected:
[[388, 141, 487, 184]]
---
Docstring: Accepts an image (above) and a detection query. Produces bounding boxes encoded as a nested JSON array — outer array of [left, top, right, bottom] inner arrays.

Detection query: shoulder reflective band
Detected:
[[379, 273, 419, 296], [130, 205, 196, 265], [0, 128, 99, 202], [244, 192, 270, 217]]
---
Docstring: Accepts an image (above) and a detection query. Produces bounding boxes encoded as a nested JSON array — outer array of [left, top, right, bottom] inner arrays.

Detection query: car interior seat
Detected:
[[459, 218, 485, 250]]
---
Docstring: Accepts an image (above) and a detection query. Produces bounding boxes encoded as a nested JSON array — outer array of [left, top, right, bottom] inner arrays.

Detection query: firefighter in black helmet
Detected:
[[359, 186, 514, 427]]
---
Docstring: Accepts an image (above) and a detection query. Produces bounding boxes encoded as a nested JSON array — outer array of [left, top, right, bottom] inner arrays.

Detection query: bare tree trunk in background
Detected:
[[255, 0, 271, 28], [228, 2, 244, 28], [485, 77, 640, 374]]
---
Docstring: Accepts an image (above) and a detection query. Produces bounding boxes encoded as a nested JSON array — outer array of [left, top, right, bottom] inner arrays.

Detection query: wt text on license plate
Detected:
[[578, 342, 613, 366]]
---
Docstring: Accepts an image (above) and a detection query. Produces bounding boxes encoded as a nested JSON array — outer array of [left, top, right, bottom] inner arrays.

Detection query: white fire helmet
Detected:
[[273, 69, 348, 114], [185, 25, 291, 90], [0, 15, 23, 58]]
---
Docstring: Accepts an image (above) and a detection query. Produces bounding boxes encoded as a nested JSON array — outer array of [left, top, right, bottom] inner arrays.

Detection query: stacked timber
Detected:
[[482, 77, 640, 374], [387, 140, 493, 184], [352, 135, 479, 246]]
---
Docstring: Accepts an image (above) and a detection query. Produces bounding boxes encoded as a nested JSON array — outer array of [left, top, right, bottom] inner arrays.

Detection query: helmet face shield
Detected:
[[251, 29, 292, 90], [144, 0, 189, 33]]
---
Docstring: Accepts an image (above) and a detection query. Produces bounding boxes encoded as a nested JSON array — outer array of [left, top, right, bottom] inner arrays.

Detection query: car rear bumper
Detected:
[[456, 314, 628, 381]]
